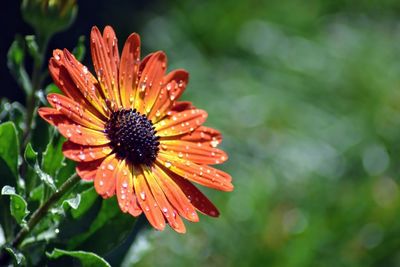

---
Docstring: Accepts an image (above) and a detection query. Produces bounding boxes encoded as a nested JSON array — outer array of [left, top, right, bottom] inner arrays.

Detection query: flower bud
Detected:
[[21, 0, 77, 36]]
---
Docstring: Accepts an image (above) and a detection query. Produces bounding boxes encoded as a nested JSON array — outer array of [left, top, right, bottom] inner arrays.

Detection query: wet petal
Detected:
[[159, 140, 228, 165], [38, 107, 71, 126], [179, 126, 223, 148], [133, 166, 165, 231], [155, 109, 207, 137], [49, 50, 108, 118], [62, 141, 112, 162], [119, 33, 141, 109], [90, 26, 120, 110], [148, 70, 189, 122], [143, 165, 186, 233], [76, 159, 104, 181], [59, 49, 110, 117], [116, 160, 142, 216], [152, 164, 198, 222], [134, 51, 167, 114], [58, 124, 110, 146], [167, 170, 220, 217], [94, 154, 119, 198], [47, 93, 105, 131], [157, 152, 233, 191]]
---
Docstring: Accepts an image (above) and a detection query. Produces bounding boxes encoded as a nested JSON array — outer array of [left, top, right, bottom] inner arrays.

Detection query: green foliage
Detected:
[[7, 38, 32, 95], [47, 248, 110, 267], [0, 122, 19, 183], [1, 186, 30, 225]]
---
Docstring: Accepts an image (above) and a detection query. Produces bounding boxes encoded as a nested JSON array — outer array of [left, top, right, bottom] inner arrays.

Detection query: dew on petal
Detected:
[[122, 181, 128, 188], [140, 191, 146, 200], [107, 164, 115, 171], [211, 140, 219, 148], [165, 161, 172, 168], [78, 153, 86, 161]]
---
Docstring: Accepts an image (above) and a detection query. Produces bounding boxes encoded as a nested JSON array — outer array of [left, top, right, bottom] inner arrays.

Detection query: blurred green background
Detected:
[[4, 0, 400, 266]]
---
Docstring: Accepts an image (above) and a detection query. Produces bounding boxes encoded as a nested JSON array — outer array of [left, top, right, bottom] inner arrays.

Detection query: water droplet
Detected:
[[107, 164, 114, 171], [82, 66, 88, 74], [178, 152, 183, 158], [165, 161, 172, 168], [166, 84, 172, 91], [55, 228, 60, 234], [122, 181, 128, 188], [162, 207, 168, 213], [121, 194, 126, 200], [99, 180, 104, 186], [78, 153, 86, 161], [210, 140, 219, 147], [140, 191, 146, 200]]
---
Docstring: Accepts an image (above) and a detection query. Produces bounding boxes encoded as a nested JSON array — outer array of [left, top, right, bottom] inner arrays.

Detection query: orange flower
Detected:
[[38, 26, 233, 233]]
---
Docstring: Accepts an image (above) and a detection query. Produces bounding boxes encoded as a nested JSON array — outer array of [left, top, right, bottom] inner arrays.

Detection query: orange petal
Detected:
[[167, 170, 220, 217], [116, 160, 142, 216], [180, 126, 223, 148], [62, 141, 112, 162], [119, 33, 141, 109], [157, 152, 233, 191], [90, 26, 121, 110], [76, 159, 104, 181], [134, 51, 167, 114], [155, 109, 207, 137], [47, 93, 105, 131], [159, 140, 228, 165], [57, 124, 109, 146], [133, 166, 166, 231], [94, 154, 119, 198], [148, 70, 189, 122], [143, 165, 186, 233], [169, 101, 195, 114], [152, 164, 198, 222], [38, 107, 72, 126], [60, 49, 109, 117]]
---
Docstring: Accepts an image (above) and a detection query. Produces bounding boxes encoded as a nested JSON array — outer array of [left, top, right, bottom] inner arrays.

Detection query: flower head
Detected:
[[39, 26, 233, 233]]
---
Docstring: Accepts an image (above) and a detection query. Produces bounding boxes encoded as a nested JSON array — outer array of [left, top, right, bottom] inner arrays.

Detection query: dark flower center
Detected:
[[105, 109, 160, 166]]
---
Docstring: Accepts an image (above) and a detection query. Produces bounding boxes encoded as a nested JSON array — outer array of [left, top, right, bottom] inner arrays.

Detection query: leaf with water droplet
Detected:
[[46, 248, 110, 267], [62, 194, 81, 210], [1, 185, 30, 225], [4, 246, 26, 265]]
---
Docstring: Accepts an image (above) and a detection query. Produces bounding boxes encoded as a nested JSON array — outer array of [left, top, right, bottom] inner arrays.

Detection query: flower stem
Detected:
[[12, 173, 80, 248], [22, 33, 50, 150]]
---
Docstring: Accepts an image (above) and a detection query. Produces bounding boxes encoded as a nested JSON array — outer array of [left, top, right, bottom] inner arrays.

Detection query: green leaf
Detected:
[[4, 246, 26, 265], [25, 35, 40, 63], [73, 35, 86, 61], [67, 197, 137, 255], [42, 132, 65, 178], [7, 37, 32, 95], [63, 194, 81, 210], [71, 187, 98, 219], [47, 248, 111, 267], [1, 186, 30, 225], [34, 164, 56, 191], [24, 143, 38, 167], [44, 83, 62, 95], [0, 122, 19, 179], [29, 184, 44, 201]]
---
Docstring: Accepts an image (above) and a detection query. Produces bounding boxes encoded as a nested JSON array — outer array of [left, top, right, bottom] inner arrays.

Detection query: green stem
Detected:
[[22, 33, 50, 150], [11, 174, 80, 248]]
